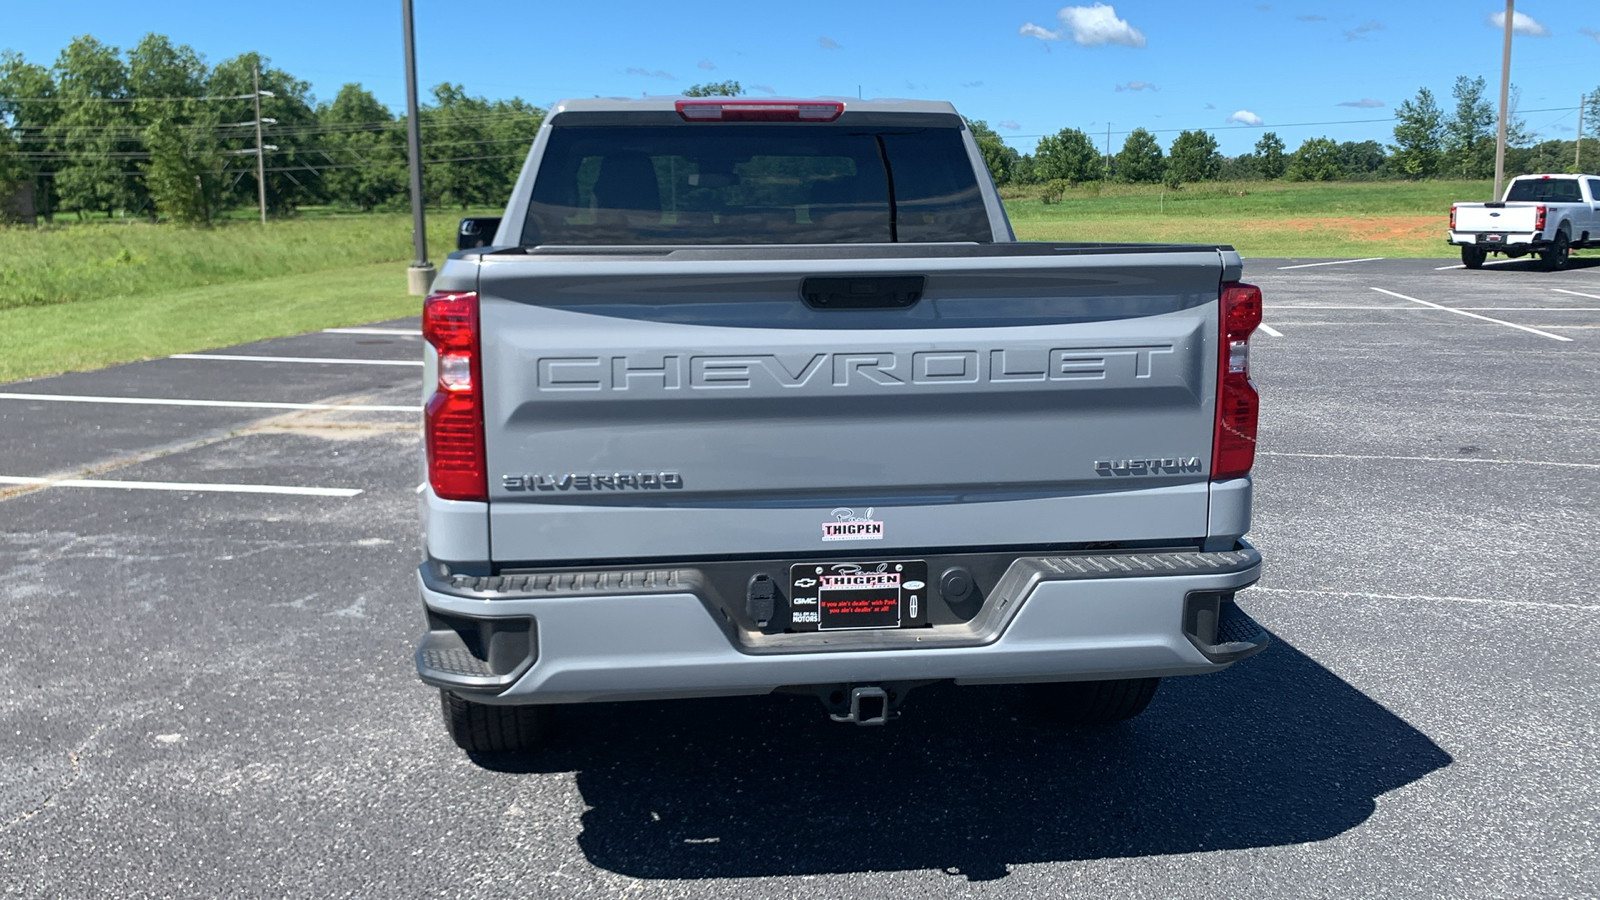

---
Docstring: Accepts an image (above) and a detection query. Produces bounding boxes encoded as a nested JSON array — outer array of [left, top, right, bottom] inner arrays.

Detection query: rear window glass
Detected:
[[521, 125, 991, 245], [1505, 178, 1583, 203]]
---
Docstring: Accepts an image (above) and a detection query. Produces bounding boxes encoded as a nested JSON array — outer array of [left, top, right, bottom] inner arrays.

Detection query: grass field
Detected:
[[0, 211, 482, 310], [1003, 179, 1489, 257], [0, 264, 418, 382], [0, 210, 479, 381], [0, 181, 1488, 380]]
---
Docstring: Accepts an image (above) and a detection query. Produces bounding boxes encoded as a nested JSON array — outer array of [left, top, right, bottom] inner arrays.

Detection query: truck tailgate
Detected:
[[477, 247, 1230, 563], [1456, 204, 1539, 232]]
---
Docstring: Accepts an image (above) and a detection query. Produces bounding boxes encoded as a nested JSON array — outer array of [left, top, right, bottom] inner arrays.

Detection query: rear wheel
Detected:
[[440, 690, 546, 753], [1542, 231, 1571, 271], [1460, 246, 1487, 269], [1027, 677, 1160, 726]]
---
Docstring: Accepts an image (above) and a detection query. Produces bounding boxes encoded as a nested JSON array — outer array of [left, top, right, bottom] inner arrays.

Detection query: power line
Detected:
[[998, 106, 1585, 145], [3, 110, 539, 139], [0, 93, 262, 103], [8, 134, 537, 160]]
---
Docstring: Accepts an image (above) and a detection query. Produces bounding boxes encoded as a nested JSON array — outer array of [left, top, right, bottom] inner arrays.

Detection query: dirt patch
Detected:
[[1265, 216, 1438, 241]]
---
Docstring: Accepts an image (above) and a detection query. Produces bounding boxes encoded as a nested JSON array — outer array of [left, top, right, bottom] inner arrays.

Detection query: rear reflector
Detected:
[[1212, 282, 1262, 481], [422, 291, 486, 501], [675, 100, 844, 122]]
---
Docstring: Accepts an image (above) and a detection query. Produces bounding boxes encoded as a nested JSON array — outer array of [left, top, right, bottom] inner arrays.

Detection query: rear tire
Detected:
[[1027, 677, 1160, 726], [1542, 231, 1571, 271], [440, 690, 545, 753], [1460, 246, 1487, 269]]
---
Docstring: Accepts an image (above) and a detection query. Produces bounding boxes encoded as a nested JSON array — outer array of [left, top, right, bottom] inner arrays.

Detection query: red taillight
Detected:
[[1449, 205, 1457, 230], [1535, 205, 1546, 232], [1212, 282, 1261, 481], [422, 291, 486, 501], [675, 100, 844, 122]]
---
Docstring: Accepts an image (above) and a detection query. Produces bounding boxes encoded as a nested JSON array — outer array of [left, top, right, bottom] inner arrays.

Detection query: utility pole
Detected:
[[1577, 93, 1585, 171], [1105, 123, 1112, 178], [1492, 0, 1514, 200], [253, 62, 267, 225], [402, 0, 434, 295]]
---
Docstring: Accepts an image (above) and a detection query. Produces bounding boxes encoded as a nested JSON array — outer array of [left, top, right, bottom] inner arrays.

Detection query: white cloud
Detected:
[[750, 84, 776, 94], [1114, 80, 1157, 92], [962, 80, 985, 88], [1486, 10, 1549, 37], [998, 120, 1020, 130], [1582, 27, 1600, 44], [818, 36, 841, 50], [1226, 110, 1264, 126], [1204, 103, 1215, 110], [625, 67, 675, 80], [1018, 4, 1147, 48], [1337, 98, 1384, 108], [1342, 20, 1383, 41], [697, 60, 716, 71]]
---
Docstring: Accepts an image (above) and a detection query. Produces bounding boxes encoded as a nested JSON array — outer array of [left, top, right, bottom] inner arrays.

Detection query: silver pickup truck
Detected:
[[414, 97, 1269, 753]]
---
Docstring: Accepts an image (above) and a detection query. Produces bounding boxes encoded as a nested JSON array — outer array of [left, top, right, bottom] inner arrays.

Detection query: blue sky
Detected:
[[4, 1, 1597, 155]]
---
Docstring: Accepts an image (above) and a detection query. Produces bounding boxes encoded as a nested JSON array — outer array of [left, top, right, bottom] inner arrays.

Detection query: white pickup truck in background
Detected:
[[1449, 174, 1600, 270]]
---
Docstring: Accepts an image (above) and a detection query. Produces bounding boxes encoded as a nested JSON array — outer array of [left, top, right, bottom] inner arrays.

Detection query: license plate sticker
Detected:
[[789, 560, 928, 631]]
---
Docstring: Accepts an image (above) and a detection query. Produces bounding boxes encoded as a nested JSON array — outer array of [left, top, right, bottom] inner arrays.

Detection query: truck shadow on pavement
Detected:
[[473, 637, 1451, 882], [1461, 256, 1600, 273]]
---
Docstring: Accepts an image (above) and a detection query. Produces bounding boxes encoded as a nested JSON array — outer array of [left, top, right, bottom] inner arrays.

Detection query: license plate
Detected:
[[788, 560, 928, 631], [1480, 233, 1504, 243]]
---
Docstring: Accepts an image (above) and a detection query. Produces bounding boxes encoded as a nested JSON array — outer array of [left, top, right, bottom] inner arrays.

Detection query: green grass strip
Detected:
[[0, 262, 419, 383]]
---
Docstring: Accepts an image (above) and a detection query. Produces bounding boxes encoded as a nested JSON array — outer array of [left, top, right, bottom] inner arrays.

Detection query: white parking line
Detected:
[[0, 392, 420, 412], [1257, 324, 1284, 337], [1267, 305, 1600, 311], [0, 475, 362, 498], [1250, 586, 1600, 613], [324, 327, 421, 336], [171, 354, 422, 367], [1275, 257, 1385, 270], [1434, 258, 1524, 270], [1258, 450, 1600, 470], [1552, 288, 1600, 301], [1368, 288, 1574, 341]]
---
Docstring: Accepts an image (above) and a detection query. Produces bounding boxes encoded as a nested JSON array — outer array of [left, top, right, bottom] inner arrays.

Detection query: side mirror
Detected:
[[457, 217, 502, 251]]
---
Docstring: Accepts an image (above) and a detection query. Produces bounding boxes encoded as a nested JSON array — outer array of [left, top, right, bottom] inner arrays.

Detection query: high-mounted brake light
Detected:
[[1212, 282, 1262, 482], [675, 100, 844, 122], [1449, 205, 1456, 230], [1535, 205, 1547, 232], [422, 291, 486, 501]]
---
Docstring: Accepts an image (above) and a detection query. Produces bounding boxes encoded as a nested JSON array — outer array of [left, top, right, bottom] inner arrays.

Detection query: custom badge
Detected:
[[822, 507, 883, 542]]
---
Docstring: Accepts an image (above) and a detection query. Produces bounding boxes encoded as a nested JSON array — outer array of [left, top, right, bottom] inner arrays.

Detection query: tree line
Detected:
[[970, 76, 1600, 194], [0, 34, 543, 224]]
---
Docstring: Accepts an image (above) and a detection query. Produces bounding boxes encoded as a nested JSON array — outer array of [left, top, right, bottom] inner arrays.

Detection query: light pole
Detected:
[[402, 0, 435, 295]]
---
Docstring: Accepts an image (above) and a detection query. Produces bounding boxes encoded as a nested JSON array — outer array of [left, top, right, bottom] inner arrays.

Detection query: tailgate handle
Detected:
[[801, 276, 925, 310]]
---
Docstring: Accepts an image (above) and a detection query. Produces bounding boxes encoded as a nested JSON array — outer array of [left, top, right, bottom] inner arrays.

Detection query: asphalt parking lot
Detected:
[[2, 256, 1598, 898]]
